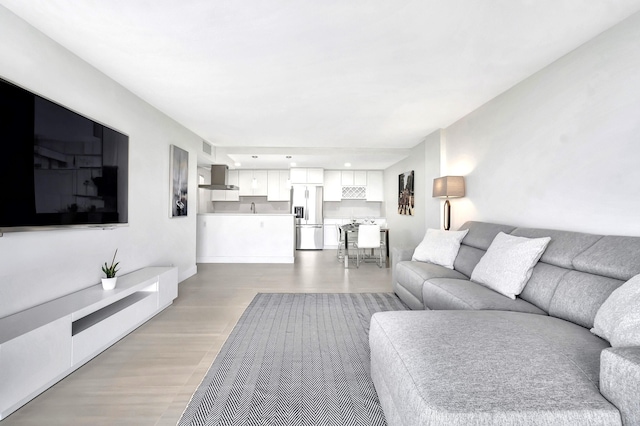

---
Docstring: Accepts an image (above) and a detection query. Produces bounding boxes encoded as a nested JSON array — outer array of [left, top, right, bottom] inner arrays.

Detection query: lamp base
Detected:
[[443, 199, 451, 231]]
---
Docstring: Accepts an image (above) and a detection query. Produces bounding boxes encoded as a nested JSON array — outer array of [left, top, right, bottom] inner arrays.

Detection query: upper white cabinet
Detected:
[[341, 170, 354, 186], [341, 170, 367, 186], [290, 168, 324, 185], [239, 170, 268, 196], [323, 170, 384, 202], [211, 190, 239, 201], [366, 171, 384, 202], [267, 170, 291, 201], [324, 171, 342, 202]]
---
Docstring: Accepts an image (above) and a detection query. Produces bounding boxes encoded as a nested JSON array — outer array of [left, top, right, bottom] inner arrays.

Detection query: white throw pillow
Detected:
[[591, 274, 640, 346], [470, 232, 551, 299], [412, 228, 469, 269]]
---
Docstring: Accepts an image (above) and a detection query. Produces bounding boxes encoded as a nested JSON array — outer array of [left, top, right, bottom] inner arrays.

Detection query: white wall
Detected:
[[0, 7, 212, 317], [384, 130, 441, 249], [443, 11, 640, 236]]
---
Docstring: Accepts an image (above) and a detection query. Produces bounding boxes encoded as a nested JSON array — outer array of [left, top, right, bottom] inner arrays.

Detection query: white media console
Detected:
[[0, 266, 179, 420]]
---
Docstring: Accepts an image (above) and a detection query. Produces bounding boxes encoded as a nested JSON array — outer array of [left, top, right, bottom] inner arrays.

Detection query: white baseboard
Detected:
[[197, 256, 294, 264], [179, 264, 198, 283]]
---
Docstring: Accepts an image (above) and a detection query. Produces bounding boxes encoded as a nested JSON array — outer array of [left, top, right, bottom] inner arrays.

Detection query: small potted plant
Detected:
[[101, 249, 120, 290]]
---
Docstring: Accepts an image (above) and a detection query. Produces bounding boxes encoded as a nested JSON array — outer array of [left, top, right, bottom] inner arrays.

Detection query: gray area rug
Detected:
[[178, 292, 407, 426]]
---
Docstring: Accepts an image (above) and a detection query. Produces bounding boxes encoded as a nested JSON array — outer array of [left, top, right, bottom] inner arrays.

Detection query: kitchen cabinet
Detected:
[[211, 189, 239, 201], [239, 170, 268, 196], [341, 170, 354, 186], [197, 214, 295, 263], [325, 170, 382, 201], [211, 170, 239, 201], [323, 219, 345, 249], [340, 170, 367, 186], [267, 170, 291, 201], [290, 168, 324, 185], [323, 171, 342, 202], [366, 171, 384, 202]]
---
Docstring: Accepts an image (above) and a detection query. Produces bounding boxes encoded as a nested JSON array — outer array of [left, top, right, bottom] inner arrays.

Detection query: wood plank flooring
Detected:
[[3, 250, 393, 425]]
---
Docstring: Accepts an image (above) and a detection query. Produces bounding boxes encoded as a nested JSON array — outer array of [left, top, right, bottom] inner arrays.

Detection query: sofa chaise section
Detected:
[[370, 310, 621, 426]]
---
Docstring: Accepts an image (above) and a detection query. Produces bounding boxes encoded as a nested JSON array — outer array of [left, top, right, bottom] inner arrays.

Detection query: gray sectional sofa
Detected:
[[370, 221, 640, 425]]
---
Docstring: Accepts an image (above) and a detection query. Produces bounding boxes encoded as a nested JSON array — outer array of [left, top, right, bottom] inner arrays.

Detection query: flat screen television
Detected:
[[0, 77, 128, 234]]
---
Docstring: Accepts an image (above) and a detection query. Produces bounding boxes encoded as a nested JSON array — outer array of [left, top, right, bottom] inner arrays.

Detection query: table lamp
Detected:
[[432, 176, 465, 230]]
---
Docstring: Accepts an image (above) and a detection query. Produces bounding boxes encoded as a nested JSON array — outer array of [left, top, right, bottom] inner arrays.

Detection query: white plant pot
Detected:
[[101, 277, 117, 290]]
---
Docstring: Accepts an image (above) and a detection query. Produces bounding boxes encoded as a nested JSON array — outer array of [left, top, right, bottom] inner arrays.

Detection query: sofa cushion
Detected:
[[518, 262, 569, 313], [452, 245, 485, 278], [370, 310, 620, 426], [511, 227, 602, 269], [395, 261, 468, 307], [573, 235, 640, 281], [470, 232, 551, 299], [592, 274, 640, 346], [422, 278, 546, 314], [458, 221, 516, 250], [549, 271, 623, 329], [412, 228, 468, 269]]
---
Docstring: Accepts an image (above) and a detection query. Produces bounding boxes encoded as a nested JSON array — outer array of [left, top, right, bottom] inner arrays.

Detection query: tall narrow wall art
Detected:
[[398, 170, 414, 216], [170, 145, 189, 217]]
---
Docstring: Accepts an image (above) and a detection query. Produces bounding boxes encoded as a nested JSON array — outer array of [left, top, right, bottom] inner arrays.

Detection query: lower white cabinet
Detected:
[[0, 266, 178, 420], [323, 219, 345, 249]]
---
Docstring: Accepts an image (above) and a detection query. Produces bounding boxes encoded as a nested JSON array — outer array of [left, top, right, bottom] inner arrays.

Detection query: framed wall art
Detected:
[[170, 144, 189, 217], [398, 170, 414, 216]]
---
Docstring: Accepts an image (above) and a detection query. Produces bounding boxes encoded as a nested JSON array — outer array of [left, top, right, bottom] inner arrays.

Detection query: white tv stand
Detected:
[[0, 266, 178, 420]]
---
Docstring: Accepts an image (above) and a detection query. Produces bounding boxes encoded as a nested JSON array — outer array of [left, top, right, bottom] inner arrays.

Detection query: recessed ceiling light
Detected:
[[290, 162, 297, 167], [234, 162, 241, 167], [344, 162, 352, 167]]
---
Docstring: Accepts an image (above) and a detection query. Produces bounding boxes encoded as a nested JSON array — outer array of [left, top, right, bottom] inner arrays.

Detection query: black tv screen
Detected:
[[0, 77, 128, 233]]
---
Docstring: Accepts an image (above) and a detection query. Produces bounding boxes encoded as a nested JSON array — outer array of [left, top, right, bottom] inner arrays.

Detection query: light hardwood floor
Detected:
[[3, 250, 393, 425]]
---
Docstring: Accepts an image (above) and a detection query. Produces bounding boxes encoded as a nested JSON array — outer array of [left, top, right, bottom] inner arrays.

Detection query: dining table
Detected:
[[341, 223, 390, 268]]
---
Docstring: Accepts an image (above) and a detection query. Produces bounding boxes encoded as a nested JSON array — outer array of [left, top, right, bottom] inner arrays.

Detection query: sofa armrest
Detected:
[[600, 347, 640, 425], [391, 247, 415, 283]]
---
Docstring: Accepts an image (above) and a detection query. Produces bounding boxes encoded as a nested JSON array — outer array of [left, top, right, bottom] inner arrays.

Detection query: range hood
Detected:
[[198, 164, 239, 190]]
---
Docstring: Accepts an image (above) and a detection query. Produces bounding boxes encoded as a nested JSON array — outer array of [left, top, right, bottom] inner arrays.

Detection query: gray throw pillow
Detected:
[[470, 232, 551, 299], [412, 228, 469, 269], [591, 274, 640, 346]]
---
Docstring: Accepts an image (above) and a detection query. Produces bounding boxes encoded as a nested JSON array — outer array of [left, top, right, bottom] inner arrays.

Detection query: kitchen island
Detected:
[[196, 214, 295, 263]]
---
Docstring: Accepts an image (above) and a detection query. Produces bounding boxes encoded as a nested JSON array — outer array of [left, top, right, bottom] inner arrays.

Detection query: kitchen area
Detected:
[[196, 165, 386, 264]]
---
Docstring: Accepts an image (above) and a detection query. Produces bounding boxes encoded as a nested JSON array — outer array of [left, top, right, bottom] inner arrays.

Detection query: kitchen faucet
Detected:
[[250, 202, 256, 214]]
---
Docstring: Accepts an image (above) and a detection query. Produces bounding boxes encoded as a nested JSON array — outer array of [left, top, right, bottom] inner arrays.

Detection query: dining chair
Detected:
[[354, 224, 383, 267], [336, 224, 345, 261]]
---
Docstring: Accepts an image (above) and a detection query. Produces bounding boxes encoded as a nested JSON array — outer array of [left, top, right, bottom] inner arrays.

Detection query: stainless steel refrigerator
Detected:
[[291, 185, 324, 250]]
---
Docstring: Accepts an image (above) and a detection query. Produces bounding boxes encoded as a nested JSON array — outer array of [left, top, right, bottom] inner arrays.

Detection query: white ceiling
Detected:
[[2, 1, 640, 169]]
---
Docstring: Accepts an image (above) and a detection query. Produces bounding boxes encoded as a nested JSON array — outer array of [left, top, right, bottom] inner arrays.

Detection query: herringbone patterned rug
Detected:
[[178, 292, 407, 426]]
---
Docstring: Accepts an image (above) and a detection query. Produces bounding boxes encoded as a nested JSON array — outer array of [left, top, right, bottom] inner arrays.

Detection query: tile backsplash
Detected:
[[323, 200, 382, 219]]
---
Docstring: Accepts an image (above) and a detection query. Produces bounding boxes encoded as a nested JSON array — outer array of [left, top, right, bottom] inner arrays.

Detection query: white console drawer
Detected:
[[72, 291, 158, 365], [0, 316, 71, 418]]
